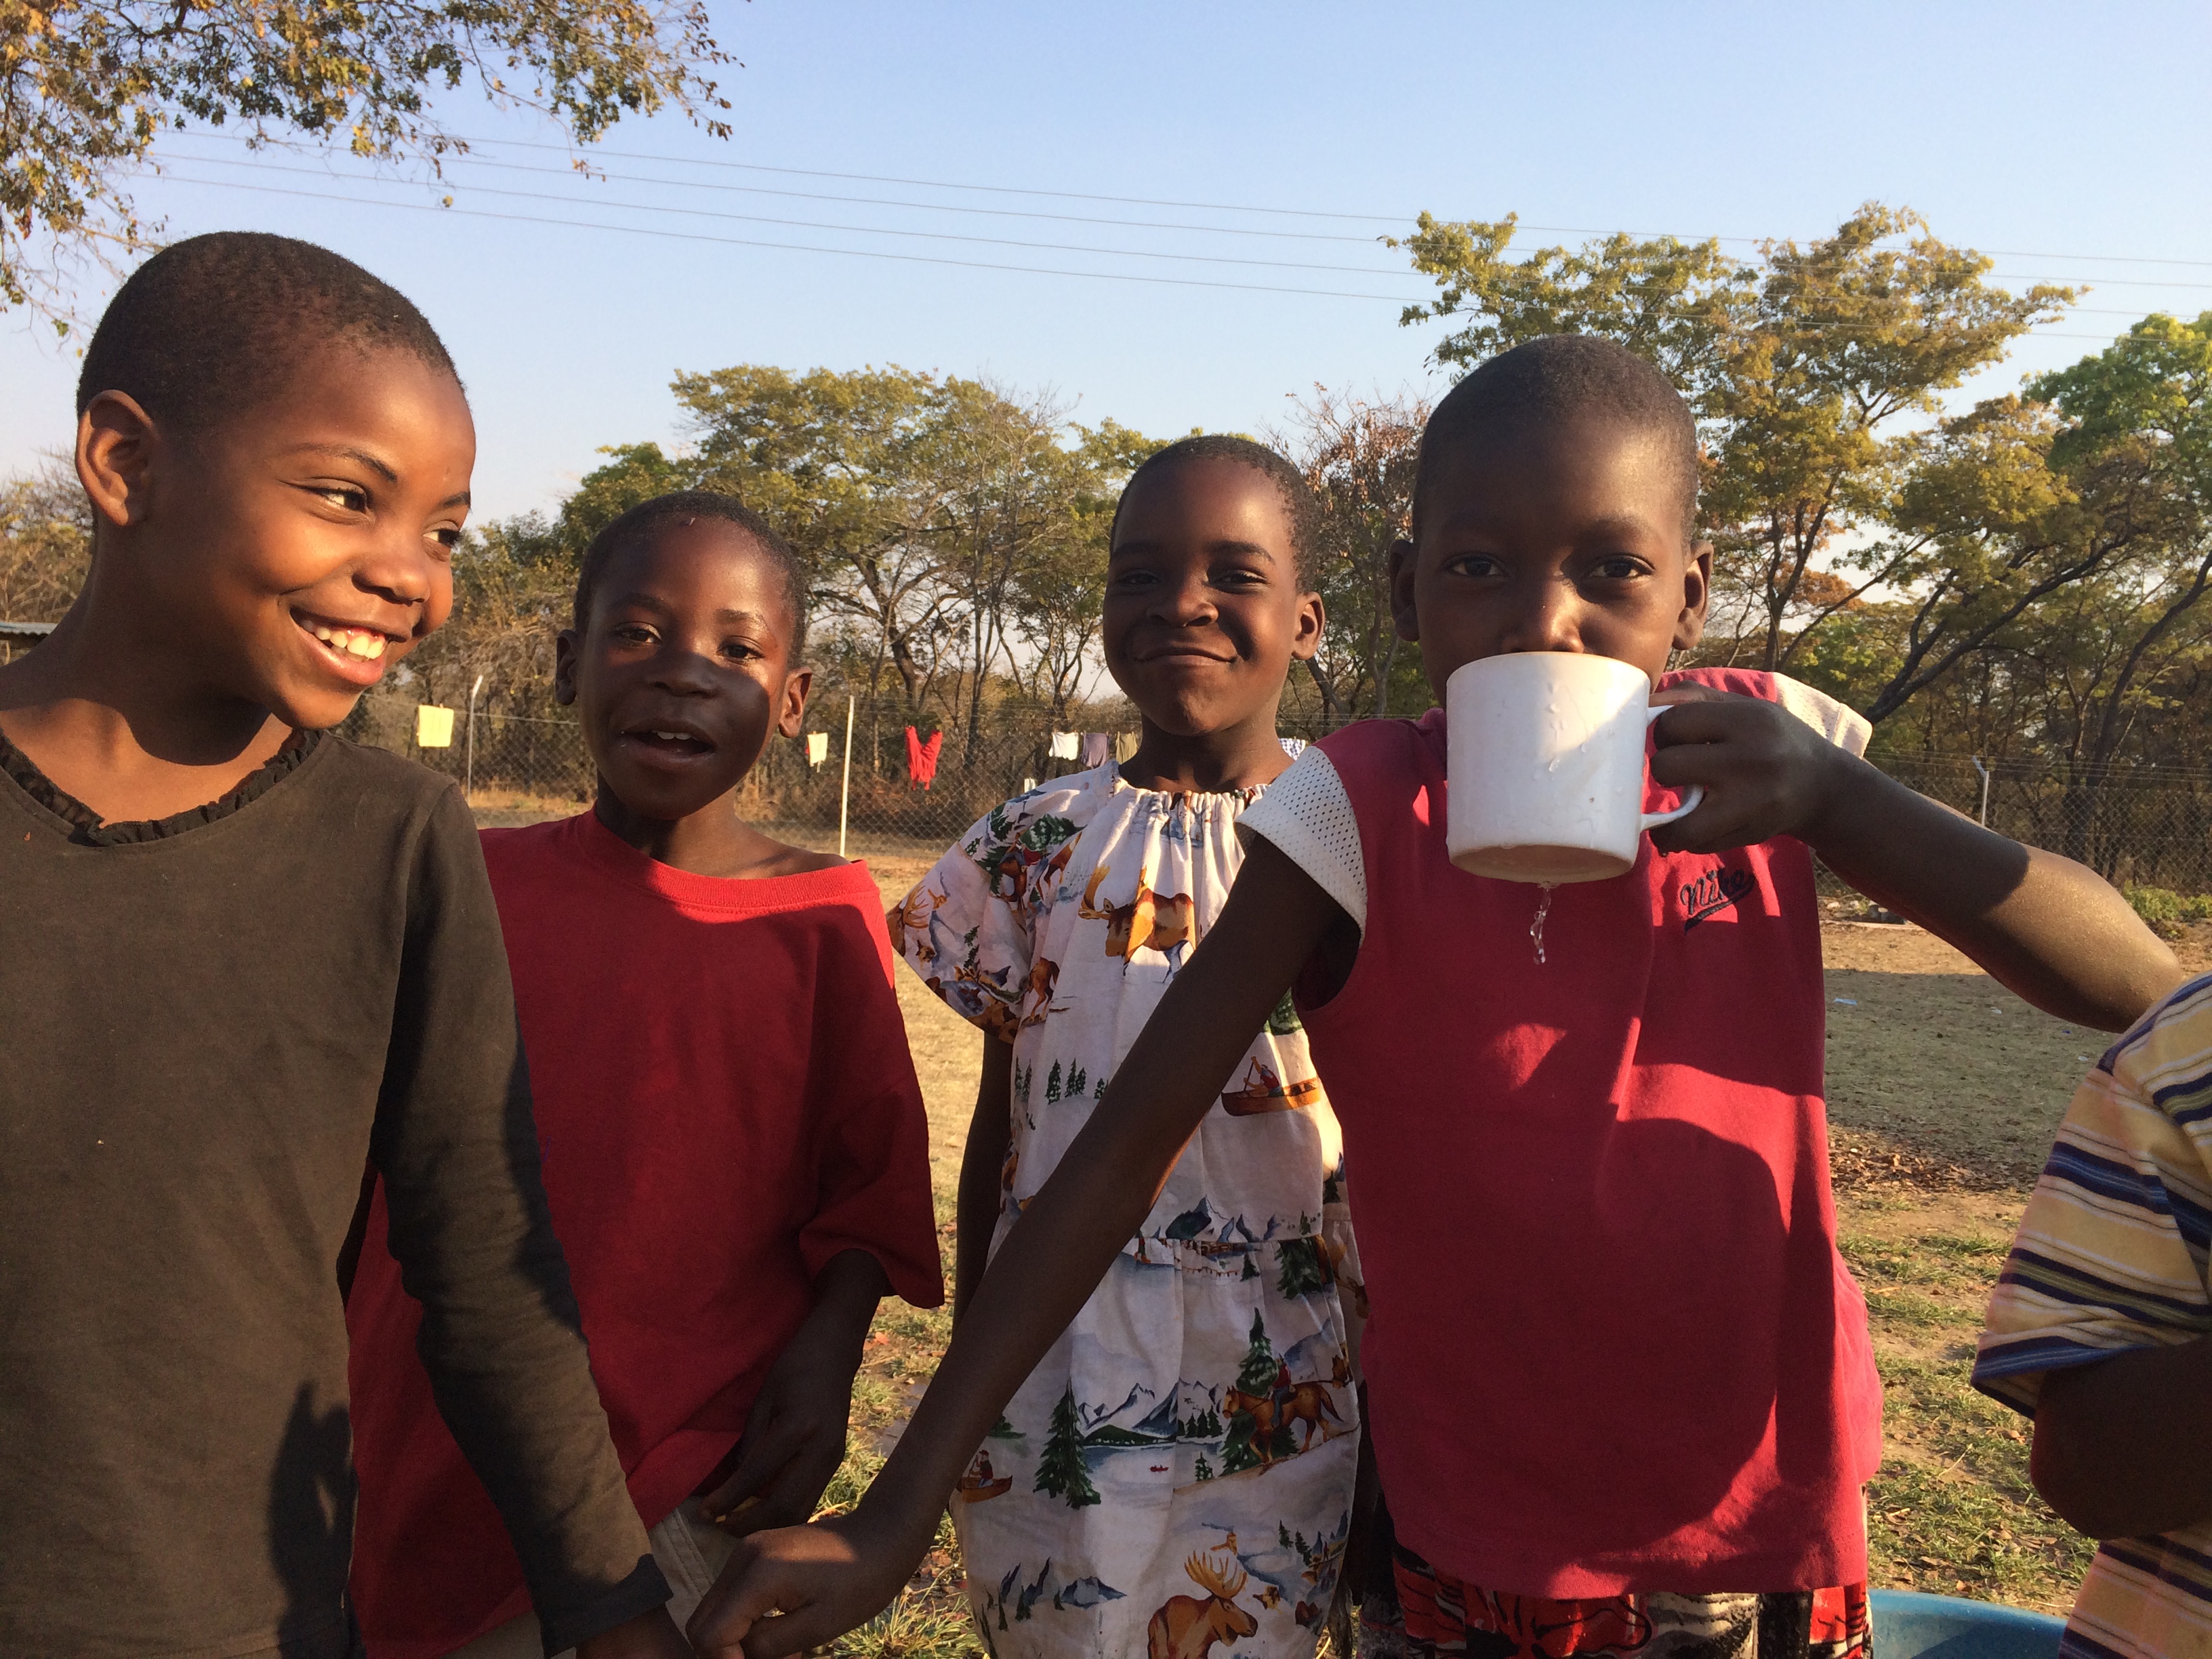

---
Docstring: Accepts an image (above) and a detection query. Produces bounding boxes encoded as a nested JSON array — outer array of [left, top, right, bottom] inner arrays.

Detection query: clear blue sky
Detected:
[[7, 0, 2210, 523]]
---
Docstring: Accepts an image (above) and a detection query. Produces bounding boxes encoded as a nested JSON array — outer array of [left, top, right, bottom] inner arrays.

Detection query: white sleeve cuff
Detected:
[[1771, 673, 1872, 757], [1239, 747, 1368, 931]]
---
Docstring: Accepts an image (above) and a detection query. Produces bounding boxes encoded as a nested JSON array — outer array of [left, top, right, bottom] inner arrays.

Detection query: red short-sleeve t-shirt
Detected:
[[346, 813, 943, 1657]]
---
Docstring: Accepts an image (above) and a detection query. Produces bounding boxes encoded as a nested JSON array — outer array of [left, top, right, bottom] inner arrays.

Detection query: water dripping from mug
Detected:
[[1530, 883, 1556, 965]]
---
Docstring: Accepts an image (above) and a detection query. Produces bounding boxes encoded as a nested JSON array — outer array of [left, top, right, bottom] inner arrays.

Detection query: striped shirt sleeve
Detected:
[[1973, 973, 2212, 1415]]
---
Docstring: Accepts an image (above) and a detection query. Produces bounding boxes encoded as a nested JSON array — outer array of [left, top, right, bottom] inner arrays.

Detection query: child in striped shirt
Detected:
[[1976, 971, 2212, 1659]]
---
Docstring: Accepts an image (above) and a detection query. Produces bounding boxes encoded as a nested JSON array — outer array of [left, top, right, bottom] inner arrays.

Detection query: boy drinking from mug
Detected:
[[693, 336, 2180, 1659]]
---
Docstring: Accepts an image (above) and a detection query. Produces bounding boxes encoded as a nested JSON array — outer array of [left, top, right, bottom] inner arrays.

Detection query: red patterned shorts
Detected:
[[1364, 1544, 1870, 1659]]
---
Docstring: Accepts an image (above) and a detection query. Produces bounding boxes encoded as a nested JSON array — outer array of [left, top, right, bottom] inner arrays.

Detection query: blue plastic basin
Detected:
[[1870, 1589, 2066, 1658]]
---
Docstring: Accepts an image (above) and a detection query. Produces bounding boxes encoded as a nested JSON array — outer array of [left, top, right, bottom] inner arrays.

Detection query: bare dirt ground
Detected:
[[844, 847, 2157, 1631]]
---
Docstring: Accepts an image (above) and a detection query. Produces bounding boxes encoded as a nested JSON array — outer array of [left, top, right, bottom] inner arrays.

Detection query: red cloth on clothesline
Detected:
[[904, 726, 943, 789]]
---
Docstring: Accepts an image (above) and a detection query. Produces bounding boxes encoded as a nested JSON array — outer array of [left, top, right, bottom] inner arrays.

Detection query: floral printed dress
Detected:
[[895, 763, 1362, 1659]]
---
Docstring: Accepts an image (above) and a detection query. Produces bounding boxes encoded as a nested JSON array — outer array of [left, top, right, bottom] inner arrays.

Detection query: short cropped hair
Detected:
[[76, 232, 457, 436], [574, 490, 809, 655], [1111, 434, 1322, 590], [1412, 335, 1700, 542]]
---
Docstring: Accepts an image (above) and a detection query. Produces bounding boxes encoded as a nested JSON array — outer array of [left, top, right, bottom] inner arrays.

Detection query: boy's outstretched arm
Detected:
[[686, 839, 1338, 1659], [1650, 694, 2181, 1031]]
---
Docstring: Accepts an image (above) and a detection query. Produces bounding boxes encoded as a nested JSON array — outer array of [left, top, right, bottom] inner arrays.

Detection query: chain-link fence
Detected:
[[344, 693, 2212, 895], [343, 692, 1169, 859], [1865, 753, 2212, 897]]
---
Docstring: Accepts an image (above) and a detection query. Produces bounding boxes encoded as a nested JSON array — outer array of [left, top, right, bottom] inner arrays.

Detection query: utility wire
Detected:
[[167, 131, 2212, 282], [143, 173, 1429, 302], [148, 160, 2192, 325], [156, 156, 1429, 279], [431, 133, 2212, 271], [169, 131, 1390, 246]]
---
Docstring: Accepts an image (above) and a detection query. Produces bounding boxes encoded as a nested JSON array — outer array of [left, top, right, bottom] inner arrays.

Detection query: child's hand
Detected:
[[575, 1606, 695, 1658], [687, 1513, 923, 1659], [699, 1321, 861, 1538], [1644, 688, 1852, 855]]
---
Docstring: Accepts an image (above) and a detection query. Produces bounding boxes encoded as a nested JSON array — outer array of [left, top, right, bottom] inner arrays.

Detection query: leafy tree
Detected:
[[618, 363, 1156, 765], [1978, 314, 2212, 862], [1275, 386, 1429, 722], [1395, 202, 2076, 698], [1393, 213, 1750, 400], [3, 0, 729, 314], [1033, 1387, 1099, 1509], [0, 456, 91, 626], [1703, 207, 2073, 671], [557, 441, 695, 552], [1007, 419, 1162, 720], [403, 510, 574, 714]]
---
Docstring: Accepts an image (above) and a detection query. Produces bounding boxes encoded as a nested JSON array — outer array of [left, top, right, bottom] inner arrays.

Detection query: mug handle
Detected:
[[1641, 704, 1705, 831]]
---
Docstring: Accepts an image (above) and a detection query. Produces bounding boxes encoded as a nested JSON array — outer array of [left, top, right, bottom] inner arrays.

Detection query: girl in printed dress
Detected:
[[892, 436, 1361, 1659]]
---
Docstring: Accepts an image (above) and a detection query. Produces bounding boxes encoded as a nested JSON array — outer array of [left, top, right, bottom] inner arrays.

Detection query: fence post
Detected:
[[464, 674, 486, 802], [1971, 756, 1990, 827], [838, 694, 855, 859]]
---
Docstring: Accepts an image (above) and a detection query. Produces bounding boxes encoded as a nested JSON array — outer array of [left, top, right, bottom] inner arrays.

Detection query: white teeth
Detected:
[[303, 619, 388, 660]]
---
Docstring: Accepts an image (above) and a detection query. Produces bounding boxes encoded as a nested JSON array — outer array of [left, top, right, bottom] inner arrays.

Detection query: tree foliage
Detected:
[[0, 453, 89, 622], [1273, 386, 1430, 723], [1397, 202, 2076, 686], [1, 0, 729, 313]]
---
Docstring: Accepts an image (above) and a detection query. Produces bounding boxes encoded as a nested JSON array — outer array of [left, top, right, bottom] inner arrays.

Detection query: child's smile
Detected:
[[291, 611, 402, 684], [558, 516, 809, 830], [113, 344, 476, 731], [1104, 457, 1320, 743]]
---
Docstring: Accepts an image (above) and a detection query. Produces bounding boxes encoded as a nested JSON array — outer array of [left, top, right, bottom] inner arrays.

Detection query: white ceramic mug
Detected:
[[1445, 652, 1705, 883]]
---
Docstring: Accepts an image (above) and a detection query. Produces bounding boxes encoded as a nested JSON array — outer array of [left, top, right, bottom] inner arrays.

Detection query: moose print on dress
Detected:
[[1147, 1547, 1257, 1659]]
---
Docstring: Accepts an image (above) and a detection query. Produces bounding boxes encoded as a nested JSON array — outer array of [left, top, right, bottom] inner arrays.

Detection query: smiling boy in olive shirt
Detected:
[[0, 234, 687, 1659]]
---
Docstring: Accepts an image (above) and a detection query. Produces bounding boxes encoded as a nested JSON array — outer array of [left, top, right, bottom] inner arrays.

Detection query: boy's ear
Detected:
[[552, 629, 579, 706], [1289, 591, 1326, 663], [1387, 537, 1420, 643], [1673, 541, 1713, 653], [76, 391, 159, 533], [775, 666, 813, 741]]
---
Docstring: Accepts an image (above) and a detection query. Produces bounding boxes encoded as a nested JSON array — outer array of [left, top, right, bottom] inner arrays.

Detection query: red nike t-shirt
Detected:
[[346, 813, 943, 1657], [1284, 667, 1882, 1597]]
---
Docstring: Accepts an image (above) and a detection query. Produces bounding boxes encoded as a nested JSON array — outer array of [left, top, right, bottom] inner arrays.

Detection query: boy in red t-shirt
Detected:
[[346, 491, 942, 1657], [684, 339, 2179, 1659]]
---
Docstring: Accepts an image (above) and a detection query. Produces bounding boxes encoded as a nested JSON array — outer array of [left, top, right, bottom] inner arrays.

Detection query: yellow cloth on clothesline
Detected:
[[415, 705, 455, 749]]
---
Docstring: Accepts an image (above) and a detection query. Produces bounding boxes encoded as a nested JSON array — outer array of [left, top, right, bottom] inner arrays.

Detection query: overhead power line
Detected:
[[168, 129, 2212, 273], [148, 159, 2198, 325], [437, 134, 2212, 272], [140, 169, 2168, 342], [157, 155, 1427, 279], [143, 174, 1427, 301]]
